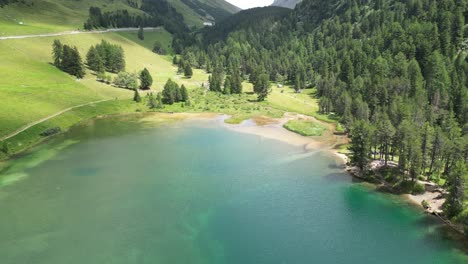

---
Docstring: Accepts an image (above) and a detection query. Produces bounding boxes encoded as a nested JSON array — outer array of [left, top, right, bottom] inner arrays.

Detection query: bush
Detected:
[[40, 127, 61, 137], [421, 200, 429, 209], [412, 182, 426, 195], [113, 72, 138, 89]]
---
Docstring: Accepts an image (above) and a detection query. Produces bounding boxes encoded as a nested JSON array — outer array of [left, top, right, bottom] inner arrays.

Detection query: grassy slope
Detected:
[[0, 0, 144, 36], [167, 0, 240, 27], [0, 27, 327, 159], [200, 0, 240, 13], [117, 28, 174, 53], [284, 120, 327, 136], [0, 28, 200, 137], [0, 0, 240, 36]]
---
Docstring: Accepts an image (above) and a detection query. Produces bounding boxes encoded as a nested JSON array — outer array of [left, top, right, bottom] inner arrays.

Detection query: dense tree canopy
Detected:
[[179, 0, 468, 230]]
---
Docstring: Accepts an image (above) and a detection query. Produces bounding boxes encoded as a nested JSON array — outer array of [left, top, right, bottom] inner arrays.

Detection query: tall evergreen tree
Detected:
[[184, 64, 193, 78], [349, 120, 373, 170], [52, 39, 63, 68], [139, 68, 153, 90], [444, 160, 466, 218], [180, 85, 189, 102], [138, 25, 144, 40], [254, 74, 271, 101], [133, 88, 142, 103]]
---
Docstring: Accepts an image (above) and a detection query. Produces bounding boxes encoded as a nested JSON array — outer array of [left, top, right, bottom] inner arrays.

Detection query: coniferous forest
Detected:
[[176, 0, 468, 231]]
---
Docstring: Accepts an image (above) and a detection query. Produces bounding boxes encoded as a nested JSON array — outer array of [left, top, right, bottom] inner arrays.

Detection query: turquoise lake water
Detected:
[[0, 116, 466, 263]]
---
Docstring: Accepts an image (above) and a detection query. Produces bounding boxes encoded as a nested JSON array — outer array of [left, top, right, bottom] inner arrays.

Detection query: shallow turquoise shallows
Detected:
[[0, 116, 466, 264]]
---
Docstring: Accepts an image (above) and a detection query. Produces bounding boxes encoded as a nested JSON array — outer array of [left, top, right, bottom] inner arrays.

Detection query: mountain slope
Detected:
[[168, 0, 239, 25], [186, 0, 468, 232], [0, 0, 239, 36], [271, 0, 302, 9]]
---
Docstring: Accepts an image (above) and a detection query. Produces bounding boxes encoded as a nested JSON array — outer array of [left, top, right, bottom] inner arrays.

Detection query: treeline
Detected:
[[52, 40, 85, 78], [180, 0, 468, 231], [0, 0, 18, 7], [83, 0, 189, 42]]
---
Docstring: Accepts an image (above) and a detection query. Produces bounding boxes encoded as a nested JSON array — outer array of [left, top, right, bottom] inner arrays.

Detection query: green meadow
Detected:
[[0, 28, 331, 159], [283, 119, 327, 137], [0, 0, 144, 36], [0, 29, 208, 137]]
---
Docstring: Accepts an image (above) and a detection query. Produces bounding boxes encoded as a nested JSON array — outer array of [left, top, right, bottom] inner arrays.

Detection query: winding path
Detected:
[[0, 99, 111, 141], [0, 27, 161, 140], [0, 27, 159, 41]]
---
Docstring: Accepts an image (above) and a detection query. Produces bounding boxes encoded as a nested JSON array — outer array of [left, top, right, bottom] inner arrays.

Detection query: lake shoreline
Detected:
[[0, 112, 459, 228], [0, 111, 466, 251], [213, 113, 465, 237]]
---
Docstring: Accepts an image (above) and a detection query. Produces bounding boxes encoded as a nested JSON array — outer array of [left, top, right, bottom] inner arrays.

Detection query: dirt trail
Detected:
[[0, 99, 111, 141], [0, 27, 159, 41]]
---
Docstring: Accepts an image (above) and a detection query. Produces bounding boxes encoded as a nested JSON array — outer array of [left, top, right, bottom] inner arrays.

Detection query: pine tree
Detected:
[[155, 92, 164, 109], [139, 68, 153, 90], [444, 160, 466, 218], [133, 89, 141, 103], [209, 70, 223, 92], [138, 25, 144, 40], [294, 75, 302, 93], [349, 120, 373, 170], [148, 93, 156, 109], [52, 39, 63, 68], [184, 64, 193, 78], [180, 85, 189, 102], [407, 59, 423, 97], [223, 76, 232, 94], [71, 47, 85, 79], [162, 79, 177, 104], [254, 73, 271, 101], [86, 46, 105, 73], [231, 71, 243, 94]]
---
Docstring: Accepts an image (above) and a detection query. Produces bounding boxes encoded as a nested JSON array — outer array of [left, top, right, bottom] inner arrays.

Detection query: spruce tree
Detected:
[[224, 76, 232, 94], [231, 71, 243, 94], [133, 89, 142, 103], [139, 68, 153, 90], [349, 120, 373, 170], [444, 160, 466, 218], [180, 85, 189, 102], [52, 39, 63, 68], [162, 79, 176, 104], [148, 93, 156, 109], [138, 25, 144, 40], [254, 73, 271, 101], [184, 64, 193, 78], [86, 46, 105, 73], [155, 92, 164, 109]]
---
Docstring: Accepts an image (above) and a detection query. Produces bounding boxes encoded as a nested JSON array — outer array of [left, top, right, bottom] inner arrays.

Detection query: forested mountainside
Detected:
[[181, 0, 468, 231], [272, 0, 302, 9]]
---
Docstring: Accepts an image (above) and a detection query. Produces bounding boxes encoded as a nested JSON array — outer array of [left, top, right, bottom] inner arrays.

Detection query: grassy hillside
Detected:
[[0, 0, 239, 36], [0, 28, 209, 138], [0, 25, 328, 158], [0, 0, 144, 35]]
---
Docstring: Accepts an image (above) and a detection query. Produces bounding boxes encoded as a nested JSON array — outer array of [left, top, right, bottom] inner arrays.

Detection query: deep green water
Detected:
[[0, 116, 466, 264]]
